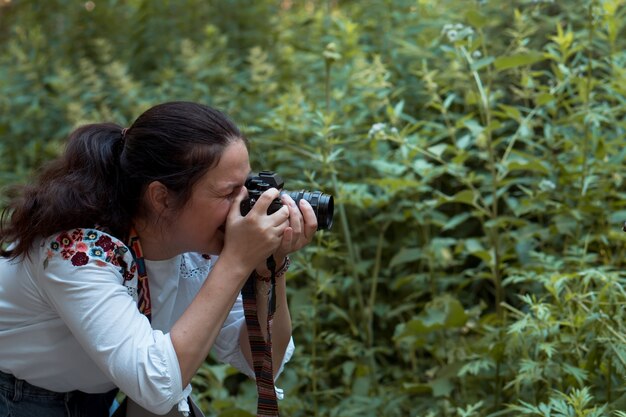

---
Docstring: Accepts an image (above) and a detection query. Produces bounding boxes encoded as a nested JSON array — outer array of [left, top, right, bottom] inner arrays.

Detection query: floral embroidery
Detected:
[[44, 228, 133, 275], [71, 229, 84, 241], [43, 228, 139, 302], [71, 251, 89, 266], [96, 235, 115, 252], [57, 232, 73, 249], [84, 230, 98, 242], [90, 247, 105, 259]]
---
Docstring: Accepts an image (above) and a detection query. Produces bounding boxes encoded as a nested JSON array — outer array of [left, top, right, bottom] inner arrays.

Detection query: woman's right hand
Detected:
[[221, 186, 290, 272]]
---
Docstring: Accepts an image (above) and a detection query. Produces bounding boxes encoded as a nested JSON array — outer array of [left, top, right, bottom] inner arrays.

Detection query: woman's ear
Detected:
[[145, 181, 171, 217]]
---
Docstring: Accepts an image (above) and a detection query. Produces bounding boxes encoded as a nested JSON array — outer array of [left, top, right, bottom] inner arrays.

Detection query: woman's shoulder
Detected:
[[40, 228, 133, 275]]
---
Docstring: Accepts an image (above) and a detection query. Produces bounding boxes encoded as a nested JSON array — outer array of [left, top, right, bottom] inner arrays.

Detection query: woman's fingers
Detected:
[[282, 195, 302, 234], [299, 199, 318, 241], [247, 188, 290, 227]]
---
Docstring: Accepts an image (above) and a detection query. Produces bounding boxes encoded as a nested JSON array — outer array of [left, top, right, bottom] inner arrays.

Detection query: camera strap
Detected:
[[241, 256, 280, 417], [128, 227, 152, 323]]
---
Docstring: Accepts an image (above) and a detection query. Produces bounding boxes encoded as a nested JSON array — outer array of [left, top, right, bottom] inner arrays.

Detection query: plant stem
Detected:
[[329, 171, 364, 313], [312, 266, 319, 416], [461, 46, 503, 318], [325, 60, 331, 113], [606, 357, 613, 404], [365, 223, 389, 392], [323, 47, 365, 314], [580, 3, 594, 201], [366, 227, 386, 345], [461, 44, 504, 410]]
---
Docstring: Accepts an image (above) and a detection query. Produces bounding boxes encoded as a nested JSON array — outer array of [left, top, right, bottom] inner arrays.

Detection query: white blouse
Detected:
[[0, 228, 294, 414]]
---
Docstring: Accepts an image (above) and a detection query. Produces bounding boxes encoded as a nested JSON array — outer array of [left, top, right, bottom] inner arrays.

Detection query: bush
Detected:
[[2, 0, 626, 415]]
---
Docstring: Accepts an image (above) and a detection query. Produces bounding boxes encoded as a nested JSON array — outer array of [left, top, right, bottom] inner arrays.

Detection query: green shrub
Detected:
[[2, 0, 626, 415]]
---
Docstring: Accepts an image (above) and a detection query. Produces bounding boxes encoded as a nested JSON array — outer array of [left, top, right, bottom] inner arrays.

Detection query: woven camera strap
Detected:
[[241, 256, 280, 417], [128, 227, 153, 322]]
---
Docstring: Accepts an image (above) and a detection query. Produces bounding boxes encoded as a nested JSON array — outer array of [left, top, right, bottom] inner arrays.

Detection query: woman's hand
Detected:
[[256, 193, 318, 275], [221, 187, 290, 272]]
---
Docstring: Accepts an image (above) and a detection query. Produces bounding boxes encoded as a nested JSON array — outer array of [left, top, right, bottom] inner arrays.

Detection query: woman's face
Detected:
[[165, 139, 251, 256]]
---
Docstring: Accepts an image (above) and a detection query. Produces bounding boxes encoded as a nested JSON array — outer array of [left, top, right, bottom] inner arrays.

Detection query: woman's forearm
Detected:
[[269, 276, 292, 374], [170, 254, 250, 386]]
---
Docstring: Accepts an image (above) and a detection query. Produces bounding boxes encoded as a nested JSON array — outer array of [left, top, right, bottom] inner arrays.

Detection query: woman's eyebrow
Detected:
[[216, 171, 250, 192], [218, 181, 244, 192]]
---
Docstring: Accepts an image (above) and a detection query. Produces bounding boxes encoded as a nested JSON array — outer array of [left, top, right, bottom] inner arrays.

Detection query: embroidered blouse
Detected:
[[0, 228, 294, 414]]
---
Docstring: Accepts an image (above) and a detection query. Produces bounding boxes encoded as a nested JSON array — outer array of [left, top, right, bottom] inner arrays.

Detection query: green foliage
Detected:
[[3, 0, 626, 415]]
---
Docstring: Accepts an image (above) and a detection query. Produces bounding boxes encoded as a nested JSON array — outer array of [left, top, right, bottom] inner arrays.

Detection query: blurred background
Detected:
[[2, 0, 626, 416]]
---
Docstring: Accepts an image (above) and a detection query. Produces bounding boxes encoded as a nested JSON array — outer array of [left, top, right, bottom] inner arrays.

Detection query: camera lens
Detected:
[[284, 190, 334, 230]]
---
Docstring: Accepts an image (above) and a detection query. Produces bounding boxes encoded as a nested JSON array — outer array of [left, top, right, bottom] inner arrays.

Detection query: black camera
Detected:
[[240, 171, 334, 230]]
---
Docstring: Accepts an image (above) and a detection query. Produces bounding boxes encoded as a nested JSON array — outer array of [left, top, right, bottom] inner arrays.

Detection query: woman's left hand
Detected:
[[256, 194, 317, 274]]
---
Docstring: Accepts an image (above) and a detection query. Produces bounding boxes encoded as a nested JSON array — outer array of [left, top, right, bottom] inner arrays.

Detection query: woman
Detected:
[[0, 102, 317, 416]]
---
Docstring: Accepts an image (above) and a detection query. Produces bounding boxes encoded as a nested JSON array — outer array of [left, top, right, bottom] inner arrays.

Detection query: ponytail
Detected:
[[1, 101, 246, 259], [0, 123, 131, 258]]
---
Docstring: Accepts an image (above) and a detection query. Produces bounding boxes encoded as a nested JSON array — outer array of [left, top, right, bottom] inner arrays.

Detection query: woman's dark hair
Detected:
[[0, 101, 246, 258]]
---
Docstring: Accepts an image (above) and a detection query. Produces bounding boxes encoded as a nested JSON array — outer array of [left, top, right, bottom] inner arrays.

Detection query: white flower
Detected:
[[368, 123, 400, 139], [442, 23, 475, 43], [368, 123, 387, 137]]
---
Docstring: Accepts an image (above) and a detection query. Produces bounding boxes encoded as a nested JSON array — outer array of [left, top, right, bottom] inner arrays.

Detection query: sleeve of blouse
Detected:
[[36, 229, 184, 415], [211, 293, 295, 380]]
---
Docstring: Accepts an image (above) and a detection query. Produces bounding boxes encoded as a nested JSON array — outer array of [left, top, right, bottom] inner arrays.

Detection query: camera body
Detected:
[[240, 171, 334, 230], [240, 171, 285, 217]]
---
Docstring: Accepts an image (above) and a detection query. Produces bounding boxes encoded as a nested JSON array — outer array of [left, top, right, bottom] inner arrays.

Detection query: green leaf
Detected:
[[562, 363, 589, 386], [465, 9, 488, 28], [608, 210, 626, 226], [554, 214, 578, 235], [370, 159, 407, 176], [422, 295, 468, 328], [494, 52, 544, 71], [446, 190, 477, 205], [396, 295, 468, 340], [463, 239, 484, 253], [390, 247, 421, 268], [442, 212, 472, 231], [470, 56, 495, 71], [393, 100, 405, 117], [471, 250, 492, 263], [401, 382, 432, 395], [497, 104, 522, 121], [536, 92, 555, 105], [504, 159, 549, 175], [428, 143, 447, 157], [459, 358, 495, 377], [369, 177, 421, 193], [429, 377, 455, 397]]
